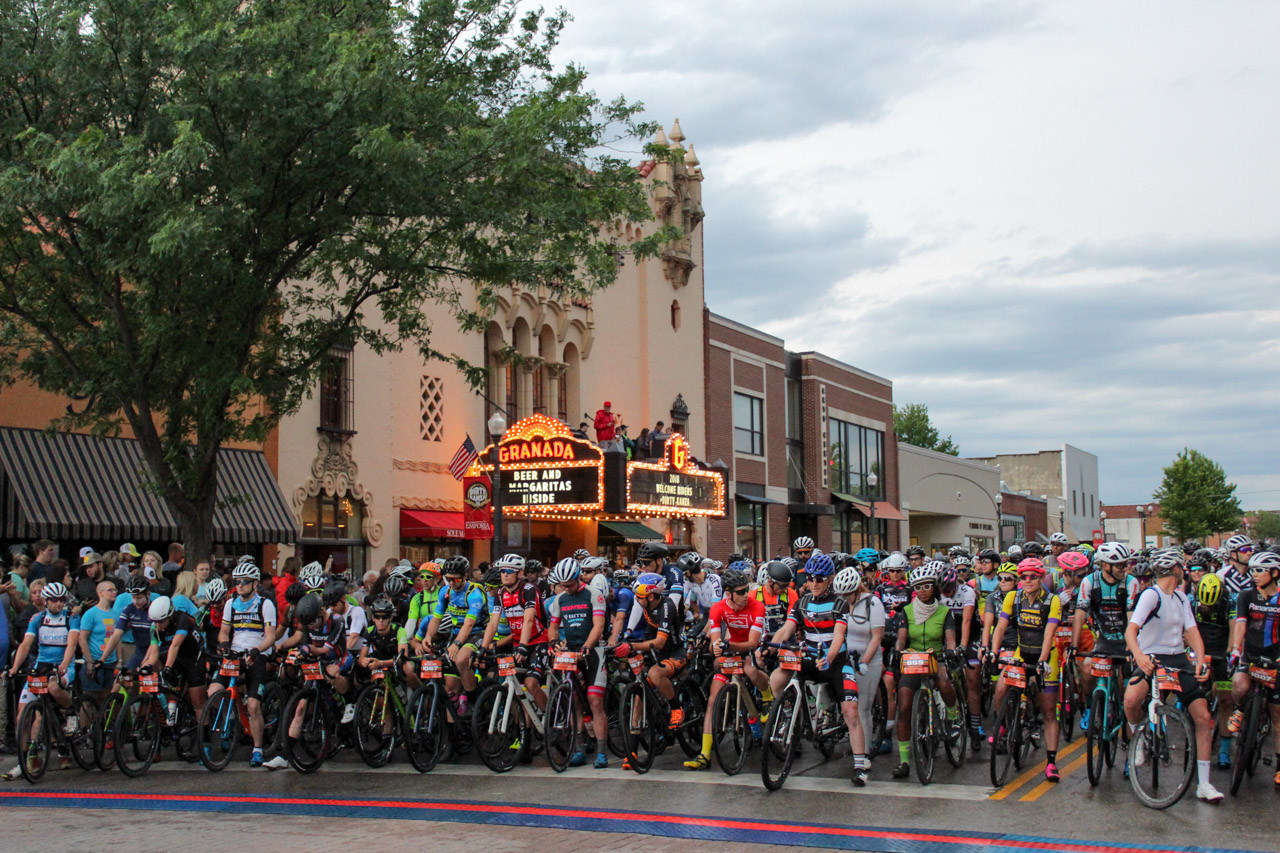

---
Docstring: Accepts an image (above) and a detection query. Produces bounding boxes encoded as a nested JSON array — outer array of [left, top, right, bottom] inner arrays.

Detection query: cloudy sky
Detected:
[[558, 0, 1280, 509]]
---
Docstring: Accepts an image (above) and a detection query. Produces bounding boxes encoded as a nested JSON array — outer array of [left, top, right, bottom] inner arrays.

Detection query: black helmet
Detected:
[[905, 545, 926, 559], [764, 559, 794, 584], [1186, 551, 1212, 570], [294, 593, 323, 626], [1022, 542, 1045, 557], [977, 548, 1000, 564], [284, 582, 307, 606], [1181, 540, 1201, 555], [369, 596, 395, 619], [720, 568, 750, 590], [322, 582, 347, 606], [442, 556, 470, 577], [382, 576, 407, 597], [636, 542, 669, 565], [125, 575, 150, 594], [525, 559, 543, 574], [675, 551, 703, 572], [481, 569, 503, 587]]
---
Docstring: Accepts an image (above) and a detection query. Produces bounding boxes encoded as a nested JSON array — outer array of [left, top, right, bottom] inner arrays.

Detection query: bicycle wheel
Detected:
[[70, 695, 100, 771], [912, 688, 937, 784], [1129, 703, 1195, 809], [473, 681, 521, 773], [605, 677, 628, 758], [16, 701, 51, 784], [1086, 690, 1107, 787], [620, 681, 655, 773], [197, 690, 240, 771], [760, 687, 800, 791], [403, 682, 450, 773], [545, 680, 579, 773], [173, 697, 199, 763], [870, 679, 888, 756], [1229, 693, 1260, 795], [675, 679, 707, 758], [283, 686, 330, 773], [259, 681, 285, 758], [115, 695, 162, 777], [1059, 664, 1077, 743], [711, 680, 751, 775], [989, 692, 1017, 787], [1015, 696, 1036, 767], [354, 683, 397, 767], [95, 690, 126, 771], [945, 692, 968, 769]]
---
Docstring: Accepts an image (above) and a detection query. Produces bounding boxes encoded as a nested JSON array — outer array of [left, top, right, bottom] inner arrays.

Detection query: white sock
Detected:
[[1197, 759, 1210, 786], [1128, 722, 1139, 738]]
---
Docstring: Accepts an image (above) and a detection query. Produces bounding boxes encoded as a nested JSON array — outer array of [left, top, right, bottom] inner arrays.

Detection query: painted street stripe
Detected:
[[989, 737, 1085, 800], [1020, 752, 1089, 803], [0, 790, 1265, 853]]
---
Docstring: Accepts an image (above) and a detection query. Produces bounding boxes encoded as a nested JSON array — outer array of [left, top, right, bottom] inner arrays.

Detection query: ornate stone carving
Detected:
[[292, 433, 383, 547], [391, 458, 452, 474], [393, 496, 466, 512]]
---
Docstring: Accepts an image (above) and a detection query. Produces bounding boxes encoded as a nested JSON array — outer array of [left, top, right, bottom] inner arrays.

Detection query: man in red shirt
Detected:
[[593, 401, 618, 444], [684, 564, 765, 770]]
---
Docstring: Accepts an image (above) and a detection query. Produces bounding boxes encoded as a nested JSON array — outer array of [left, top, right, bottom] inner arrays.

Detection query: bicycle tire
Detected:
[[1059, 663, 1077, 743], [760, 687, 800, 791], [259, 681, 285, 758], [1016, 694, 1037, 767], [173, 697, 199, 763], [605, 677, 628, 758], [354, 682, 398, 767], [196, 690, 240, 771], [545, 680, 579, 773], [870, 679, 889, 756], [711, 680, 751, 775], [675, 679, 707, 759], [70, 695, 99, 771], [115, 694, 161, 777], [95, 690, 126, 771], [620, 681, 655, 773], [472, 681, 521, 773], [912, 688, 937, 785], [1229, 692, 1260, 795], [16, 700, 51, 784], [989, 692, 1017, 787], [282, 685, 330, 773], [1103, 681, 1121, 768], [403, 682, 450, 773], [1086, 689, 1107, 787], [945, 689, 968, 768], [1129, 703, 1195, 809]]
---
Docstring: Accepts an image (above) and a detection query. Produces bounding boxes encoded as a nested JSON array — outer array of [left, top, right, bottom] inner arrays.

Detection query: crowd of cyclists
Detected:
[[3, 531, 1278, 808]]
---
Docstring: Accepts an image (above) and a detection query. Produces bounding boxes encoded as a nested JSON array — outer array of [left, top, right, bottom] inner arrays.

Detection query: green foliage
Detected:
[[1251, 510, 1280, 544], [0, 0, 665, 557], [1151, 448, 1242, 540], [892, 403, 958, 456]]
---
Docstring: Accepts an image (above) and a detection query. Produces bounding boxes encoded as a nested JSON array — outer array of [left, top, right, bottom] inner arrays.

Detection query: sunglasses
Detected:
[[914, 582, 936, 590], [236, 579, 255, 586], [728, 587, 749, 597], [1019, 574, 1041, 581], [373, 615, 391, 620], [998, 575, 1017, 582], [499, 568, 519, 575], [889, 568, 905, 573], [1237, 546, 1255, 554]]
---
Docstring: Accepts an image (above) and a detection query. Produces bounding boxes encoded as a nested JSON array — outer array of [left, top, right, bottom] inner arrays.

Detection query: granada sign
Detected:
[[472, 415, 604, 514]]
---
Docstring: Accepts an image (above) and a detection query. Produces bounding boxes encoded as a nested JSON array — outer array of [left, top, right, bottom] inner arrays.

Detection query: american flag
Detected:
[[448, 434, 479, 480]]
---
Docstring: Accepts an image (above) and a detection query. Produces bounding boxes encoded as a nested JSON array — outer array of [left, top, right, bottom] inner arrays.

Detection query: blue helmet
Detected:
[[726, 560, 754, 575], [805, 552, 836, 578], [634, 572, 666, 597], [854, 548, 881, 565]]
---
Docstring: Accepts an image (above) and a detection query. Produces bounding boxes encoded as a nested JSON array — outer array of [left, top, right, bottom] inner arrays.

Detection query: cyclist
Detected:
[[683, 565, 764, 771], [1046, 532, 1071, 570], [979, 565, 1018, 652], [1225, 549, 1280, 788], [836, 565, 885, 786], [358, 595, 410, 676], [624, 542, 678, 636], [98, 575, 158, 670], [905, 545, 926, 571], [209, 562, 278, 767], [1055, 551, 1092, 727], [792, 536, 816, 567], [1124, 551, 1223, 803], [607, 568, 640, 646], [1218, 535, 1256, 604], [952, 552, 974, 586], [380, 575, 412, 625], [876, 551, 911, 750], [199, 577, 227, 651], [940, 562, 982, 745], [973, 548, 1002, 597], [417, 557, 488, 714], [483, 553, 548, 713], [1073, 542, 1136, 709], [1130, 557, 1155, 597], [547, 557, 609, 769], [142, 596, 208, 716], [619, 570, 686, 730], [892, 561, 959, 779], [683, 553, 723, 622], [990, 557, 1062, 782], [269, 592, 345, 770], [5, 582, 79, 777], [1191, 572, 1235, 768], [854, 548, 881, 573], [405, 562, 441, 639]]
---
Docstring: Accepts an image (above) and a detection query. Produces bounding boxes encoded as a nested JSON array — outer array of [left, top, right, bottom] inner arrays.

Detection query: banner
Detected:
[[463, 475, 493, 538]]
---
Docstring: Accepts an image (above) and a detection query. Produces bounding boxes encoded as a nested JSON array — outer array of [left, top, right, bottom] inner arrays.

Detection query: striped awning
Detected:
[[0, 427, 298, 544]]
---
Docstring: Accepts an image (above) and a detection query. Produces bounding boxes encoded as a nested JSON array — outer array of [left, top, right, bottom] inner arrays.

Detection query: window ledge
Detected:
[[318, 425, 358, 438]]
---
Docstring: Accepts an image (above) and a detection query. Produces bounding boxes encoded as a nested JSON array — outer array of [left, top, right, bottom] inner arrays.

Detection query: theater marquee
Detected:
[[626, 434, 726, 518], [472, 415, 605, 514]]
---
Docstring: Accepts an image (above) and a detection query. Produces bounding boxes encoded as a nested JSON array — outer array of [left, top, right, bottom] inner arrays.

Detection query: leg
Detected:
[[246, 697, 264, 749], [456, 645, 477, 694]]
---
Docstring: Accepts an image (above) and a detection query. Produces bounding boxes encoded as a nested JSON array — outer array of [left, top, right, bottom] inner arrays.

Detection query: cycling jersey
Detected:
[[149, 612, 201, 664], [360, 623, 407, 660], [25, 610, 79, 665], [612, 586, 641, 640], [941, 583, 977, 645], [999, 589, 1061, 660], [974, 573, 1001, 599], [1189, 589, 1231, 658], [1077, 571, 1136, 643], [1216, 566, 1252, 604], [1234, 587, 1280, 657], [753, 585, 794, 638], [221, 594, 277, 654], [900, 601, 953, 651], [984, 589, 1018, 650], [707, 597, 765, 645], [786, 591, 849, 655], [423, 584, 488, 643], [687, 573, 723, 611], [405, 586, 441, 637], [662, 564, 685, 608], [875, 580, 911, 647], [636, 595, 684, 656], [296, 616, 344, 658], [548, 585, 606, 651], [493, 582, 546, 645], [1131, 586, 1195, 656], [115, 602, 156, 648]]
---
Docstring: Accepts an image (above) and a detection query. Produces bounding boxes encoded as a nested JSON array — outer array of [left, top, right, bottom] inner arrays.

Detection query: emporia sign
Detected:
[[473, 415, 604, 513], [626, 433, 725, 518]]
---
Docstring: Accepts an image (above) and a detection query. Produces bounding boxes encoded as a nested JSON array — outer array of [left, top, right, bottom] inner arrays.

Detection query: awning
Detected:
[[736, 493, 782, 506], [873, 502, 907, 522], [830, 494, 906, 521], [0, 427, 298, 544], [598, 520, 663, 541], [400, 509, 488, 540]]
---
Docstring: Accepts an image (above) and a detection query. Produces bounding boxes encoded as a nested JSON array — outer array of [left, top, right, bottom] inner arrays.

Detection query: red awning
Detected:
[[873, 502, 906, 521], [400, 509, 489, 540]]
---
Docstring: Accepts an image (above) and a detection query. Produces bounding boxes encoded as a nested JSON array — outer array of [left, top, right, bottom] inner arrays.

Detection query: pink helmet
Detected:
[[1058, 551, 1089, 572], [1017, 557, 1046, 577]]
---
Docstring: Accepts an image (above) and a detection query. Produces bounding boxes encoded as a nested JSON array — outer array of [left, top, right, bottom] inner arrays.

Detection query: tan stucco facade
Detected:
[[897, 443, 1001, 554]]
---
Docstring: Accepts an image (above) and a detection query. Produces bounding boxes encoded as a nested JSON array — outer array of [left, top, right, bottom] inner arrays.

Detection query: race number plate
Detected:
[[720, 656, 744, 675], [219, 659, 242, 678], [1250, 665, 1278, 687], [285, 649, 300, 665], [901, 652, 936, 675], [998, 648, 1018, 665], [1090, 657, 1114, 678], [301, 661, 324, 681], [628, 656, 645, 676], [139, 673, 161, 694], [26, 675, 49, 695], [779, 649, 802, 672], [1055, 627, 1073, 641], [553, 651, 580, 672], [371, 669, 386, 682], [420, 659, 443, 679], [1155, 668, 1181, 692], [497, 656, 517, 677], [1004, 665, 1027, 689]]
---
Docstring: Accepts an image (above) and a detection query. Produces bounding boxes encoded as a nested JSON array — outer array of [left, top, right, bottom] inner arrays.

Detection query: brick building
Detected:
[[703, 311, 901, 561], [997, 489, 1049, 549]]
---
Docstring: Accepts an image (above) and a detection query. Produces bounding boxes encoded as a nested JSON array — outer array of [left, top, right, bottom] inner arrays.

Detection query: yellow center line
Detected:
[[1019, 750, 1089, 802], [987, 736, 1085, 800]]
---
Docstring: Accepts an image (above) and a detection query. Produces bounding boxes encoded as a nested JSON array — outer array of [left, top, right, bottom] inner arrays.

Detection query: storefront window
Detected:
[[829, 418, 884, 499], [299, 493, 367, 578], [736, 501, 765, 560], [1001, 514, 1025, 544]]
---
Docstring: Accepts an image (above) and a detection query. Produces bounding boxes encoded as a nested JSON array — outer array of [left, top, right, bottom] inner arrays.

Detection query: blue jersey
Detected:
[[662, 564, 685, 603], [421, 584, 488, 642], [612, 587, 641, 639], [115, 602, 155, 647], [79, 605, 118, 664], [26, 610, 80, 665], [172, 594, 200, 618]]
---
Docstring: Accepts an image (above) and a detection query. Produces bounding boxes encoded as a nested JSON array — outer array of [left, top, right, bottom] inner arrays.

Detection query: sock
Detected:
[[854, 753, 868, 770], [1128, 722, 1139, 738], [945, 704, 959, 721], [886, 717, 895, 730], [1198, 759, 1211, 786], [898, 740, 910, 764], [968, 712, 981, 730], [1046, 750, 1057, 764], [670, 695, 682, 712], [762, 687, 774, 703], [701, 733, 713, 757]]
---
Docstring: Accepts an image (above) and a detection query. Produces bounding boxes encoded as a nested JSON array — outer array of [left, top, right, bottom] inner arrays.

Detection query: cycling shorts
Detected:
[[1130, 654, 1207, 704], [213, 655, 269, 699], [1237, 653, 1280, 704], [1008, 647, 1060, 692], [583, 648, 607, 695], [519, 642, 549, 683], [796, 655, 857, 704], [171, 655, 208, 689], [652, 649, 687, 678]]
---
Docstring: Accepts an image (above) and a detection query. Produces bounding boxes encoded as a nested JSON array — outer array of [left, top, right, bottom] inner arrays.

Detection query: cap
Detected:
[[604, 401, 612, 407], [79, 546, 94, 559], [143, 565, 156, 580], [120, 543, 141, 558], [82, 551, 103, 565]]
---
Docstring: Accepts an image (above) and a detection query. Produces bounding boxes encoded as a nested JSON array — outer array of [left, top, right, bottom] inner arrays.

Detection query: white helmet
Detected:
[[1248, 551, 1280, 573], [549, 558, 582, 585], [582, 556, 610, 573], [148, 596, 175, 621], [494, 553, 526, 571], [908, 562, 943, 587], [832, 567, 863, 596], [880, 552, 908, 571], [205, 577, 227, 603], [1223, 534, 1252, 552], [757, 566, 770, 585], [232, 563, 260, 581], [792, 536, 815, 551], [1049, 532, 1069, 545], [299, 561, 325, 582], [1095, 542, 1132, 565]]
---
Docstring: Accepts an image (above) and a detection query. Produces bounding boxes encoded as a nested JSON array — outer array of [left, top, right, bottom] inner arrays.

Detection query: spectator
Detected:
[[72, 552, 110, 609], [140, 550, 172, 596], [634, 427, 650, 459], [161, 542, 185, 583], [593, 401, 620, 445], [618, 424, 635, 459], [192, 559, 212, 602], [274, 555, 300, 606], [29, 539, 55, 582], [101, 551, 122, 588], [8, 554, 31, 608], [571, 421, 589, 440], [117, 543, 141, 580], [46, 559, 69, 587], [358, 570, 380, 605], [172, 571, 200, 617]]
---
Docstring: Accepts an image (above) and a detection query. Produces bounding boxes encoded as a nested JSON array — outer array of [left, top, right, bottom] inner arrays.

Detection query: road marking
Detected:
[[138, 759, 995, 801], [988, 736, 1085, 800], [1019, 751, 1089, 802]]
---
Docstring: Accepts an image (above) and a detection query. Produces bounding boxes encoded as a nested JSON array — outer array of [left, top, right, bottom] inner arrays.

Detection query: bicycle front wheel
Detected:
[[95, 690, 126, 771], [620, 681, 655, 774], [1229, 693, 1260, 796], [545, 680, 579, 773], [70, 695, 100, 771], [472, 681, 521, 773], [675, 679, 707, 758], [1129, 703, 1195, 809], [16, 700, 51, 784], [283, 686, 331, 773], [197, 690, 240, 771], [115, 694, 161, 777], [1086, 689, 1107, 787], [912, 688, 937, 784], [760, 687, 800, 791], [403, 682, 450, 773], [989, 692, 1017, 787], [354, 683, 398, 768], [1059, 663, 1078, 743], [711, 680, 751, 776]]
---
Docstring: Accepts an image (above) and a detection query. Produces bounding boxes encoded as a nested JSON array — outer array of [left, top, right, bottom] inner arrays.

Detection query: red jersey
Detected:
[[496, 581, 547, 644], [708, 597, 766, 644]]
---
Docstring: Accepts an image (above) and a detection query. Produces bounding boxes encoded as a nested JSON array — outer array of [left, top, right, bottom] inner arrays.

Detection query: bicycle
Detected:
[[759, 644, 850, 791], [352, 658, 413, 768], [619, 649, 706, 774], [472, 650, 548, 773], [906, 650, 967, 784], [1055, 629, 1082, 742], [989, 650, 1044, 787], [280, 653, 346, 773], [92, 665, 137, 771], [1229, 655, 1277, 796], [114, 667, 197, 777], [708, 652, 765, 775], [14, 664, 98, 783], [403, 652, 454, 772], [197, 651, 283, 771], [1084, 654, 1129, 787], [1127, 665, 1196, 809]]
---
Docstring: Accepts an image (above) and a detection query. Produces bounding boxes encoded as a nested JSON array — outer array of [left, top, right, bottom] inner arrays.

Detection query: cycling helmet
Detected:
[[232, 563, 261, 581], [908, 563, 942, 587], [481, 569, 503, 588], [880, 552, 908, 571], [1197, 574, 1223, 607], [1223, 534, 1252, 552], [947, 545, 969, 558], [905, 545, 926, 559], [854, 548, 881, 566], [720, 568, 751, 591], [1213, 547, 1229, 563], [805, 552, 836, 579], [525, 559, 543, 574], [294, 593, 323, 626], [573, 549, 591, 562], [1150, 551, 1182, 577], [322, 582, 347, 606], [636, 542, 670, 565], [383, 576, 407, 597], [284, 582, 306, 606], [43, 581, 68, 600], [1094, 542, 1132, 565], [236, 554, 257, 566], [1186, 550, 1212, 570], [1057, 551, 1090, 573], [1180, 540, 1201, 555], [299, 561, 325, 582], [833, 567, 863, 596], [792, 536, 815, 552], [612, 569, 635, 586], [581, 556, 609, 573], [952, 553, 973, 568], [125, 575, 150, 594], [369, 596, 396, 619], [976, 548, 1000, 565], [302, 573, 326, 591], [756, 566, 770, 585], [418, 561, 441, 578], [440, 556, 469, 577], [1022, 542, 1045, 558], [1049, 532, 1069, 545], [494, 553, 525, 571], [1247, 550, 1280, 574], [148, 596, 175, 621], [997, 563, 1019, 580], [205, 577, 227, 603], [389, 564, 414, 583], [780, 556, 800, 573], [765, 559, 795, 584], [1129, 558, 1153, 580], [1017, 557, 1046, 577], [1006, 545, 1023, 560], [633, 572, 666, 597], [549, 558, 581, 585], [938, 565, 959, 589]]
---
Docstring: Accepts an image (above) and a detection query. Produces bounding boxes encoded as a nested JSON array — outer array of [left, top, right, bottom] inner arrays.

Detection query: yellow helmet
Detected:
[[1197, 574, 1222, 608]]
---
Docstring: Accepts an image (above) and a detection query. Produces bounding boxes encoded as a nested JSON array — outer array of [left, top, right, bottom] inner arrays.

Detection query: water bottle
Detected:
[[166, 698, 179, 728]]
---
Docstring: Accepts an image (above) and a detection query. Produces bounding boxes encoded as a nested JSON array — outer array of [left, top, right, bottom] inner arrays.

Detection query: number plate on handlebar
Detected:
[[27, 675, 49, 695], [1155, 668, 1181, 692], [1089, 657, 1113, 678], [1004, 665, 1027, 689], [628, 655, 644, 676], [219, 659, 242, 678], [902, 652, 935, 675], [1055, 627, 1073, 641], [778, 649, 801, 671], [371, 669, 386, 682], [420, 659, 443, 679], [998, 648, 1018, 665], [1249, 665, 1277, 687], [301, 661, 324, 681], [139, 673, 161, 694], [497, 656, 516, 677], [553, 651, 580, 672], [719, 656, 744, 675]]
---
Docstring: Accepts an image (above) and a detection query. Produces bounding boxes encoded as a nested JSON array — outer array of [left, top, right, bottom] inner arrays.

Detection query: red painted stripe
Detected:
[[0, 790, 1197, 853]]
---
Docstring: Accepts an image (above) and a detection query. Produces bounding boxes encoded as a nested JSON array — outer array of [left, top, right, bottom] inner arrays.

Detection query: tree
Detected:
[[1151, 448, 1242, 540], [0, 0, 670, 562], [893, 403, 959, 456], [1251, 511, 1280, 544]]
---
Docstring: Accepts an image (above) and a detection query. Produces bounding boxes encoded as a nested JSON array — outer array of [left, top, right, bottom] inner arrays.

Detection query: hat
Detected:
[[120, 543, 141, 558], [79, 546, 94, 560], [143, 564, 156, 580], [82, 551, 103, 565], [604, 401, 612, 407]]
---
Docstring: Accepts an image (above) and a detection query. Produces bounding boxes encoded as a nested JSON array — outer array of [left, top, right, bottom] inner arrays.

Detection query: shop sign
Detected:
[[471, 414, 604, 514], [463, 475, 493, 536], [625, 433, 725, 518]]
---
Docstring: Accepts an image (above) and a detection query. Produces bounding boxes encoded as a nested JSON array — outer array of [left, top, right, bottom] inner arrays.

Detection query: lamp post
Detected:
[[1137, 504, 1148, 549], [995, 492, 1003, 554], [1099, 510, 1107, 543], [866, 472, 879, 551], [488, 411, 507, 561]]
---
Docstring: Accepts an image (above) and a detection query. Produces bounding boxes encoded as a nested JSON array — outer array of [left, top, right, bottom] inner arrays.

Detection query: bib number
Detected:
[[497, 656, 517, 678], [139, 673, 161, 694], [719, 656, 744, 675], [902, 652, 936, 675], [301, 661, 324, 681], [553, 651, 580, 672], [420, 659, 443, 679], [779, 649, 802, 672]]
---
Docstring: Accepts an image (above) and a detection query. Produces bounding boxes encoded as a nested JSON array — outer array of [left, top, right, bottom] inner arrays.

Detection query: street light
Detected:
[[488, 411, 507, 561], [994, 493, 1003, 553], [866, 472, 879, 551], [1099, 509, 1107, 542], [1137, 504, 1148, 549]]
